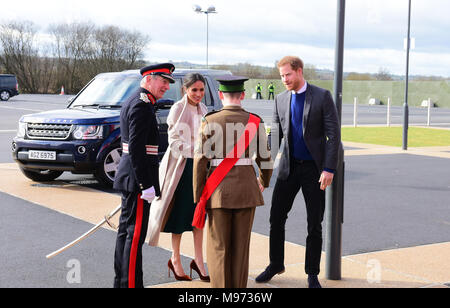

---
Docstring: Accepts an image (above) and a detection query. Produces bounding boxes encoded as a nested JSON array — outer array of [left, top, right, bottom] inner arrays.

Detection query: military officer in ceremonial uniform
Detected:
[[113, 63, 175, 288], [193, 76, 273, 288]]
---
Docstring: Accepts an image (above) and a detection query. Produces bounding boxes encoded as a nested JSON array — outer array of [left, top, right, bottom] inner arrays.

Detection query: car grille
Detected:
[[27, 123, 73, 140]]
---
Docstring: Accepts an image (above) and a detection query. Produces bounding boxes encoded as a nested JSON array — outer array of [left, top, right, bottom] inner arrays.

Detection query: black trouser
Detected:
[[256, 92, 262, 99], [114, 191, 150, 288], [268, 92, 274, 100], [269, 160, 325, 275]]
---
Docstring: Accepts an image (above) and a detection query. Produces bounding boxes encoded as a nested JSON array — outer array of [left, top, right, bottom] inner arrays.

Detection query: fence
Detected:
[[247, 80, 450, 108], [352, 97, 436, 127]]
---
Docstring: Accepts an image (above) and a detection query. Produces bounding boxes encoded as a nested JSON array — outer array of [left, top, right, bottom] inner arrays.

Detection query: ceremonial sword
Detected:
[[46, 204, 121, 259]]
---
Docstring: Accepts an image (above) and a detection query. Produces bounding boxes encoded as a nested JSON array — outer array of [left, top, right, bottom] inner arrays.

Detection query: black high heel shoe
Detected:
[[190, 260, 210, 282]]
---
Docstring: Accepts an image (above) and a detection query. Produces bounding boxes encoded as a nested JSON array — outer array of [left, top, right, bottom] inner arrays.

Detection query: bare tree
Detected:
[[124, 30, 150, 68], [49, 21, 96, 93], [0, 20, 56, 93], [49, 22, 150, 93], [375, 67, 393, 81], [0, 19, 151, 94], [93, 25, 150, 72], [303, 64, 318, 80]]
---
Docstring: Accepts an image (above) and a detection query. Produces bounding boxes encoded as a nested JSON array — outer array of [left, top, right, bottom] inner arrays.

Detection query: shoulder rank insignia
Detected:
[[140, 93, 151, 103]]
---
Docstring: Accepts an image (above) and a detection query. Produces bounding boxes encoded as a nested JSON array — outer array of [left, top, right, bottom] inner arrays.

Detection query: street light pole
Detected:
[[325, 0, 345, 281], [403, 0, 412, 150], [193, 5, 217, 69], [206, 12, 210, 69]]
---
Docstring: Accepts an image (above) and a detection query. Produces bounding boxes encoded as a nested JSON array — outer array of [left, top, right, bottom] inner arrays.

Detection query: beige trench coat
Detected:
[[147, 95, 207, 246]]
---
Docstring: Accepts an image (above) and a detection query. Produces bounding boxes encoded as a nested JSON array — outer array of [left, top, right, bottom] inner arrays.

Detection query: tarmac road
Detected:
[[0, 94, 449, 288]]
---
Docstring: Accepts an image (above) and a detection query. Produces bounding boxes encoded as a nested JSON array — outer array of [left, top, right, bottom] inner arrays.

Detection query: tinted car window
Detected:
[[162, 78, 183, 102], [161, 78, 212, 106], [203, 77, 213, 106], [0, 76, 16, 87]]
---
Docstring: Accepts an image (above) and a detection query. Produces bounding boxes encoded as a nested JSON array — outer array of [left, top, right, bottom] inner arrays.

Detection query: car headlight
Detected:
[[72, 125, 103, 140], [17, 122, 27, 138]]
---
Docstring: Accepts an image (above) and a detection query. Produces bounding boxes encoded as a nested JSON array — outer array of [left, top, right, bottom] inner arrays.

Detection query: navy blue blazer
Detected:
[[271, 83, 341, 180]]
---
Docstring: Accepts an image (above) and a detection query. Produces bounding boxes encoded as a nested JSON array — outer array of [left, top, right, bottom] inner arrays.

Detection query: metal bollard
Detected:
[[387, 97, 391, 127]]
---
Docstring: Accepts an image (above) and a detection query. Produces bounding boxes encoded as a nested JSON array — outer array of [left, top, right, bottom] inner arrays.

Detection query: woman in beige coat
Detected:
[[147, 73, 209, 281]]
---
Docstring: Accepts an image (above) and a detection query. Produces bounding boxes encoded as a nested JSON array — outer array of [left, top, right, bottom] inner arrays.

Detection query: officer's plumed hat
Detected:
[[140, 63, 176, 84], [216, 75, 249, 93]]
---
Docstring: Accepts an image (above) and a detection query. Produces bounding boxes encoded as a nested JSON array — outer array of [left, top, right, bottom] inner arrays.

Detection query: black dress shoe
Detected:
[[308, 275, 322, 288], [255, 265, 285, 283]]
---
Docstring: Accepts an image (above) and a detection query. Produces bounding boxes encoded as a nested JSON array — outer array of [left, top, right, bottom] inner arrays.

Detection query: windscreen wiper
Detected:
[[97, 105, 122, 109], [71, 104, 121, 109], [72, 104, 100, 109]]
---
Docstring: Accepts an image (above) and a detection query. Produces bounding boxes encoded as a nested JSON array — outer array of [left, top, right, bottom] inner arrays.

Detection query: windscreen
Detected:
[[71, 75, 140, 107]]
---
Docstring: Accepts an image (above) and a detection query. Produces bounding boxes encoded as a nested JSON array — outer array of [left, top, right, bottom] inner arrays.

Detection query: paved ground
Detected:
[[0, 95, 449, 288]]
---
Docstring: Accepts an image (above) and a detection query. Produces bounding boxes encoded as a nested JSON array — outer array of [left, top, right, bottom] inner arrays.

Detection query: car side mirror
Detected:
[[66, 96, 75, 107]]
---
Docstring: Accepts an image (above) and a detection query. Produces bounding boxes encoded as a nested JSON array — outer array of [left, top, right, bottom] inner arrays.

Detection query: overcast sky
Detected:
[[2, 0, 450, 76]]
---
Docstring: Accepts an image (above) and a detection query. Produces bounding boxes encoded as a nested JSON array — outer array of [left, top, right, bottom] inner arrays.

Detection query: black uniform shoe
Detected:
[[308, 275, 322, 288], [255, 264, 285, 283]]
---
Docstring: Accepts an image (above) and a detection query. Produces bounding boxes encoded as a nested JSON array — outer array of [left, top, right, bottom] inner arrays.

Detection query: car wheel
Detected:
[[19, 167, 64, 182], [0, 91, 10, 101], [95, 144, 122, 187]]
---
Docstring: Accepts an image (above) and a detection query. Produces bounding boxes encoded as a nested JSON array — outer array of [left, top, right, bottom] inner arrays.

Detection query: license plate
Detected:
[[28, 150, 57, 161]]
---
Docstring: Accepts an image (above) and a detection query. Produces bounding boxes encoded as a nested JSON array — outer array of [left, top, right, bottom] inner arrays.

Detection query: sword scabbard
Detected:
[[46, 204, 121, 259]]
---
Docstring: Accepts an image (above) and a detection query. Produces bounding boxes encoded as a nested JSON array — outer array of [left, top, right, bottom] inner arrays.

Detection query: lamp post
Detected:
[[325, 0, 345, 281], [193, 5, 217, 69], [403, 0, 412, 150]]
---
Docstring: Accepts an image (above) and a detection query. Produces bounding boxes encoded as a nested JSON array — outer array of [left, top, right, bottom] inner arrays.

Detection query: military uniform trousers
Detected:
[[114, 191, 150, 288], [206, 207, 256, 288]]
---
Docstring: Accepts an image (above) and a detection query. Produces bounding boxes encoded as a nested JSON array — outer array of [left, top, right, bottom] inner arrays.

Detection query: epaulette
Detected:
[[204, 109, 221, 117], [140, 92, 150, 103], [201, 110, 222, 123]]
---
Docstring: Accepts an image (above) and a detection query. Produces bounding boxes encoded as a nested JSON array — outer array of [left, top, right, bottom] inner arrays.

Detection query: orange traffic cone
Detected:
[[60, 86, 65, 95]]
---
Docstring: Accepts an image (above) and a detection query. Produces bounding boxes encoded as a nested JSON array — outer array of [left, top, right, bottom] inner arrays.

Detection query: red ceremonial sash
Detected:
[[192, 114, 261, 229]]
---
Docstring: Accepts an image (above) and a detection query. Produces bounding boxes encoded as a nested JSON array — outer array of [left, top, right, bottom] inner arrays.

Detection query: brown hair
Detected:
[[277, 56, 304, 71], [222, 92, 243, 100], [183, 73, 206, 89]]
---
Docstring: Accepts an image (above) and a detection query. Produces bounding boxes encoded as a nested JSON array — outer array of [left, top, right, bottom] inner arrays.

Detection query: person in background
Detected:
[[256, 82, 263, 99], [268, 82, 275, 100]]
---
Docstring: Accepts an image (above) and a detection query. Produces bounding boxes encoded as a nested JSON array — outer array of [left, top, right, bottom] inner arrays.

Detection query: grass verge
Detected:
[[341, 127, 450, 147]]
